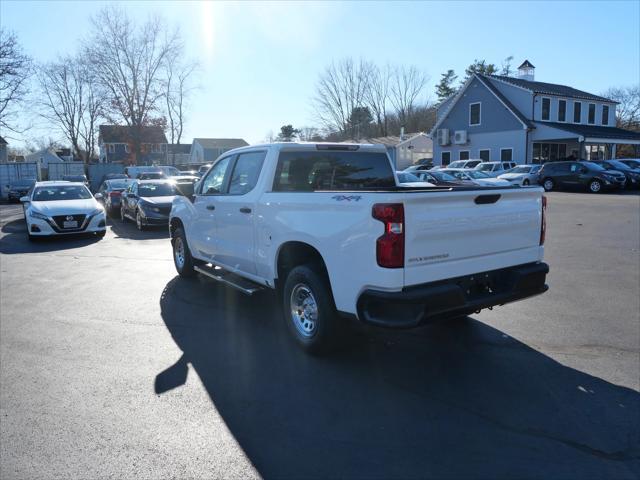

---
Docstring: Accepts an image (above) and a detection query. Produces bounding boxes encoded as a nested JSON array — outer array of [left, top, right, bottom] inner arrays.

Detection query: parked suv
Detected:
[[591, 160, 640, 189], [446, 159, 482, 169], [475, 162, 517, 177], [538, 161, 626, 193]]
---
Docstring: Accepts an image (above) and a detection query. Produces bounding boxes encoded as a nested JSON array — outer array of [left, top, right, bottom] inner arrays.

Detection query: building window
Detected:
[[558, 99, 566, 122], [479, 149, 490, 162], [500, 148, 513, 162], [588, 103, 596, 124], [574, 102, 582, 123], [441, 151, 451, 165], [469, 102, 481, 126], [459, 150, 469, 160], [108, 144, 114, 154], [541, 98, 551, 121], [532, 142, 568, 163], [124, 144, 130, 153], [602, 105, 609, 126]]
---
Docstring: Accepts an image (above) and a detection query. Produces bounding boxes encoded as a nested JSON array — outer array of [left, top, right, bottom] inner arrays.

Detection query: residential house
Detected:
[[431, 60, 640, 165], [358, 133, 433, 169], [24, 148, 65, 168], [167, 144, 192, 165], [189, 138, 249, 164], [0, 136, 7, 163], [98, 125, 168, 165]]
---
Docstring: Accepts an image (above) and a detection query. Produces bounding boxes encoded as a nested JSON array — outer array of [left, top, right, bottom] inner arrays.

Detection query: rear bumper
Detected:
[[357, 262, 549, 328]]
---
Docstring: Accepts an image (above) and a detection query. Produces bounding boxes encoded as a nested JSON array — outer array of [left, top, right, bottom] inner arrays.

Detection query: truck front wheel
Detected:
[[282, 264, 340, 354], [172, 227, 196, 277]]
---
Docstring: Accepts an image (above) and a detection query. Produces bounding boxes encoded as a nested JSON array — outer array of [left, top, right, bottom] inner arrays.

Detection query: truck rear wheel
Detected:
[[282, 264, 340, 354], [172, 227, 196, 277]]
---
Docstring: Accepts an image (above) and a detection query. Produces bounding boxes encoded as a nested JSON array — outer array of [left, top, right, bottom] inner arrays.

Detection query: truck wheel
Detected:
[[172, 227, 196, 277], [542, 178, 554, 191], [589, 179, 602, 193], [282, 264, 340, 354]]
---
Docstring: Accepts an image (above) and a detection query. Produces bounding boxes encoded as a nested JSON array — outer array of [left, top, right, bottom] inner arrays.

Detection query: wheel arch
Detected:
[[275, 241, 332, 292]]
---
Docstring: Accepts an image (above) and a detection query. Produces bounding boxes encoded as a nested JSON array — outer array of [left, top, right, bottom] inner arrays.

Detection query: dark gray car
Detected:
[[6, 179, 36, 203]]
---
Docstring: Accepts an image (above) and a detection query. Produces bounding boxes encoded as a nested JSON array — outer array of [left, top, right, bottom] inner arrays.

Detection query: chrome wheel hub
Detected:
[[290, 284, 318, 338], [590, 181, 601, 192], [174, 237, 185, 269], [544, 180, 553, 190]]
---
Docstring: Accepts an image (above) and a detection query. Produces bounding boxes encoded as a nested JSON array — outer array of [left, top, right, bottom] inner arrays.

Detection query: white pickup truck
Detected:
[[170, 143, 549, 353]]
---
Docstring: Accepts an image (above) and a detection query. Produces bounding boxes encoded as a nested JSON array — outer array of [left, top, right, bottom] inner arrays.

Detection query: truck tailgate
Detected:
[[402, 188, 544, 287]]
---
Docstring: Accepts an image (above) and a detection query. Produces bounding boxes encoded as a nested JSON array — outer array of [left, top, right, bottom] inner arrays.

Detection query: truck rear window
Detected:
[[273, 151, 395, 191]]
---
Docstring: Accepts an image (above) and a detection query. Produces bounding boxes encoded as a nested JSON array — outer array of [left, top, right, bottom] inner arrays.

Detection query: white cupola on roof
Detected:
[[517, 60, 535, 81]]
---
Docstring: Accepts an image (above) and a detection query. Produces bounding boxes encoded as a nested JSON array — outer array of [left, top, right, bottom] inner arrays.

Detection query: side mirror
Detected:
[[94, 193, 103, 200], [20, 196, 29, 203]]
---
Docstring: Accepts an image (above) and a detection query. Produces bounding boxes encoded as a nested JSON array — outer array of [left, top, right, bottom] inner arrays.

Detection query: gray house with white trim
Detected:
[[432, 60, 640, 165]]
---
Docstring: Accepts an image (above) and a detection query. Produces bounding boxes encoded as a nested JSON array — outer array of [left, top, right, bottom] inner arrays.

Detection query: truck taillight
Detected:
[[372, 203, 404, 268], [540, 195, 547, 245]]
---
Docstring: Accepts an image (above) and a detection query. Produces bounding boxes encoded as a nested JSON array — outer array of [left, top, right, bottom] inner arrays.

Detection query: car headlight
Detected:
[[29, 210, 48, 221]]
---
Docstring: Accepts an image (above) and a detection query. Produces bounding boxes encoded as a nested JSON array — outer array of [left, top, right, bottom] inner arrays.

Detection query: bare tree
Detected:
[[164, 59, 197, 144], [85, 7, 181, 163], [602, 85, 640, 130], [389, 65, 429, 130], [313, 58, 372, 138], [366, 64, 391, 136], [0, 28, 32, 133], [298, 126, 322, 141], [36, 56, 104, 161]]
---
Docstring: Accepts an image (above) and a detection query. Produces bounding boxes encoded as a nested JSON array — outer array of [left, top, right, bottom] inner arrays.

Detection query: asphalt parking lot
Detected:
[[1, 191, 639, 479]]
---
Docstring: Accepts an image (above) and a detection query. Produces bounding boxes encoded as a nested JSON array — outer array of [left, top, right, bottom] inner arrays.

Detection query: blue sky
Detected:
[[2, 0, 639, 146]]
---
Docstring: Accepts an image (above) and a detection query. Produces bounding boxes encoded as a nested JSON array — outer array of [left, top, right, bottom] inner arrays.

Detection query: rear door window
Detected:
[[228, 151, 267, 195], [273, 150, 395, 191]]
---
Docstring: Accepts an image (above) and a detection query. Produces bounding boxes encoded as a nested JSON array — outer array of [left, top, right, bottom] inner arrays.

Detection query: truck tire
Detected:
[[172, 227, 196, 277], [542, 178, 554, 191], [282, 264, 340, 354]]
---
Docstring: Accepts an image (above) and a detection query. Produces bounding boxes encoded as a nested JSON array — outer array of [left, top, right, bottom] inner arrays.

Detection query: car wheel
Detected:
[[523, 179, 530, 186], [589, 179, 603, 193], [543, 178, 555, 191], [172, 227, 196, 277], [136, 210, 146, 231], [282, 264, 341, 354]]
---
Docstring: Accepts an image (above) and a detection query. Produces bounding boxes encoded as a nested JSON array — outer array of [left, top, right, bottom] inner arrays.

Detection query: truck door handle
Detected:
[[239, 207, 252, 214], [206, 205, 215, 210]]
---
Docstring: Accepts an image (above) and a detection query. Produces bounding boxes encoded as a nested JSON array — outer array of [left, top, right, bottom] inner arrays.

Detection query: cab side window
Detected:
[[200, 156, 232, 195]]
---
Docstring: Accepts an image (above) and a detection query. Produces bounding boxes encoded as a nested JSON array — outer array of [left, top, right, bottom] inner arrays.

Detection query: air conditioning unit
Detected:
[[437, 129, 450, 146], [453, 130, 468, 145]]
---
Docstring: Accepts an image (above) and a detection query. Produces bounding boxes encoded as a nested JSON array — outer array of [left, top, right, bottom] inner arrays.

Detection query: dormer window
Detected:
[[469, 102, 481, 126], [602, 105, 609, 126], [588, 103, 596, 124], [541, 98, 551, 121]]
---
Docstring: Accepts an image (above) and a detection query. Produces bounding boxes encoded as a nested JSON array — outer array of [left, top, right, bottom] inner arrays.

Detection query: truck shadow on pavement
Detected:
[[157, 276, 640, 479]]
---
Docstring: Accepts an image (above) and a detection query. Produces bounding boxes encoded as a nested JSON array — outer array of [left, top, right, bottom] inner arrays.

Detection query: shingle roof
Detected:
[[536, 122, 640, 141], [490, 75, 616, 103], [99, 125, 168, 144], [477, 75, 534, 128], [194, 138, 249, 150], [0, 135, 7, 145], [168, 144, 191, 154]]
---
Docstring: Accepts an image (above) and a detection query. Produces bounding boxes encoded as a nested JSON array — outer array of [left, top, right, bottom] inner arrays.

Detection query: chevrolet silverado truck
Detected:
[[169, 143, 549, 353]]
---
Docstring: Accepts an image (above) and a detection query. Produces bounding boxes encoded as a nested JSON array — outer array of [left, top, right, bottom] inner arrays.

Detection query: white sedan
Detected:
[[440, 169, 512, 187], [396, 171, 435, 187], [21, 181, 107, 241], [498, 164, 542, 186]]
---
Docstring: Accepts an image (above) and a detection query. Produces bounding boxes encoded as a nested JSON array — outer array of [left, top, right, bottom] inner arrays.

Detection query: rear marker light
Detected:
[[372, 203, 404, 268]]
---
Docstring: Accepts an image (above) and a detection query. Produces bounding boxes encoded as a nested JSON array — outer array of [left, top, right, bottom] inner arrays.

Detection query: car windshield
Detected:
[[139, 172, 165, 179], [138, 183, 177, 197], [430, 171, 457, 181], [607, 160, 629, 170], [583, 161, 606, 171], [108, 180, 130, 189], [477, 164, 496, 172], [448, 161, 464, 169], [397, 172, 420, 183], [510, 166, 532, 174], [467, 170, 491, 179], [33, 185, 92, 201]]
